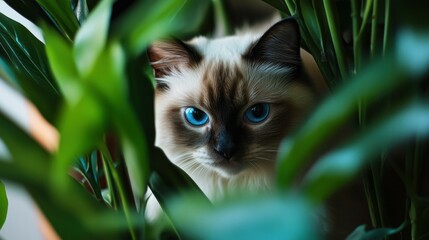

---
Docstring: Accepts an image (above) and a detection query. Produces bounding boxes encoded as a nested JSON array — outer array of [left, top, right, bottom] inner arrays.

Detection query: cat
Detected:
[[146, 17, 326, 221]]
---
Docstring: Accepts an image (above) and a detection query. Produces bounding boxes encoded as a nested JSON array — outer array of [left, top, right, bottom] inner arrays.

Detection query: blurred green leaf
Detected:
[[276, 58, 405, 188], [302, 100, 429, 203], [43, 25, 81, 103], [149, 151, 208, 209], [346, 223, 404, 240], [74, 0, 113, 77], [169, 194, 319, 240], [0, 13, 61, 123], [0, 181, 7, 229], [0, 113, 50, 168], [397, 28, 429, 76], [35, 0, 79, 40], [113, 106, 149, 199], [53, 93, 106, 191], [86, 42, 127, 104], [0, 114, 115, 238], [114, 0, 210, 55], [87, 42, 148, 198]]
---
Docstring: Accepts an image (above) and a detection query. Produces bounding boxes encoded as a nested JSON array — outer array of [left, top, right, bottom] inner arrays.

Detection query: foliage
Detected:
[[0, 181, 7, 229], [0, 0, 428, 239]]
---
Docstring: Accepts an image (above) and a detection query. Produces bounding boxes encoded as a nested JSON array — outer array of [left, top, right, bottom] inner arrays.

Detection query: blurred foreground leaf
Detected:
[[0, 13, 61, 123], [114, 0, 210, 55], [346, 223, 405, 240], [303, 100, 429, 203], [0, 181, 7, 229], [74, 0, 113, 77], [53, 93, 106, 190], [35, 0, 79, 40], [169, 194, 319, 240], [44, 25, 80, 103], [276, 58, 405, 188], [0, 113, 139, 238]]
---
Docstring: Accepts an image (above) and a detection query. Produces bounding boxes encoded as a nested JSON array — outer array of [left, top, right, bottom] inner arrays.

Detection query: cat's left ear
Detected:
[[244, 18, 301, 67], [147, 40, 202, 79]]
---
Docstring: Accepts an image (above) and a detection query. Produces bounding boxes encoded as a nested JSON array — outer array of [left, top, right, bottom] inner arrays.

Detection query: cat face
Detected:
[[148, 19, 317, 178]]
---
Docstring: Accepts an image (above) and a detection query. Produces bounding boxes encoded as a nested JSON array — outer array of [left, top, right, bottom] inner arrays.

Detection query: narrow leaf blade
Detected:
[[0, 181, 7, 229]]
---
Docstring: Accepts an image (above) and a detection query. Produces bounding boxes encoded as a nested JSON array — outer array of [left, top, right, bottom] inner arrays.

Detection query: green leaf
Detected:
[[396, 28, 429, 76], [0, 115, 132, 238], [71, 0, 90, 24], [302, 100, 429, 203], [89, 42, 148, 199], [3, 0, 53, 27], [276, 58, 406, 188], [114, 0, 211, 55], [52, 93, 106, 192], [0, 59, 18, 87], [35, 0, 80, 40], [0, 13, 61, 123], [86, 42, 127, 104], [149, 150, 208, 210], [346, 223, 405, 240], [43, 25, 81, 104], [0, 181, 7, 229], [0, 112, 50, 168], [74, 0, 113, 77], [169, 194, 319, 240], [113, 105, 149, 199], [99, 143, 138, 239]]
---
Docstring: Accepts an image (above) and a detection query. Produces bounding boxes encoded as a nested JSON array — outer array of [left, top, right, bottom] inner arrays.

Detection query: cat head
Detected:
[[148, 18, 318, 178]]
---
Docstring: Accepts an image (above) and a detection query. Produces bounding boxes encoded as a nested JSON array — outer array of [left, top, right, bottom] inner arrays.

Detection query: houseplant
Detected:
[[0, 0, 428, 239]]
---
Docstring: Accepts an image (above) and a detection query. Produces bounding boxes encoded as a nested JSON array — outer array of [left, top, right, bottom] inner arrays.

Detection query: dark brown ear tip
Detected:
[[272, 17, 300, 37], [243, 16, 302, 67]]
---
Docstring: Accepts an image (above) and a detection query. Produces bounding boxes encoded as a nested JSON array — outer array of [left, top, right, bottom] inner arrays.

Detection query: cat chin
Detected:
[[206, 161, 248, 178]]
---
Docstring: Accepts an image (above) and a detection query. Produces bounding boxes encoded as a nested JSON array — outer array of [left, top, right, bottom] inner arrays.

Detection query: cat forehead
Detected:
[[189, 35, 259, 63]]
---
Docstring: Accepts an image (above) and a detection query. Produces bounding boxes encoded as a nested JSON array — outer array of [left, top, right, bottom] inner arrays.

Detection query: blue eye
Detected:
[[244, 103, 270, 123], [184, 107, 209, 126]]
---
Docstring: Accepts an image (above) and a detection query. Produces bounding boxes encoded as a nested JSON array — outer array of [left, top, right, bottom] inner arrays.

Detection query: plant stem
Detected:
[[359, 0, 373, 37], [409, 139, 421, 240], [362, 174, 380, 228], [370, 0, 378, 58], [323, 0, 348, 80], [382, 0, 391, 56], [284, 0, 296, 14], [371, 160, 385, 228], [100, 143, 137, 240], [351, 0, 361, 74]]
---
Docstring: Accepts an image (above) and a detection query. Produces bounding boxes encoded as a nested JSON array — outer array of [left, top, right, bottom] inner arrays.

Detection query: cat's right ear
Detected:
[[244, 17, 301, 68], [147, 40, 202, 88]]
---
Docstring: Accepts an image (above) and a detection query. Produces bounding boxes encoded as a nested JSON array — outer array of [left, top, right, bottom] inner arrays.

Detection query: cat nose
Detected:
[[213, 129, 236, 160], [214, 146, 235, 160]]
